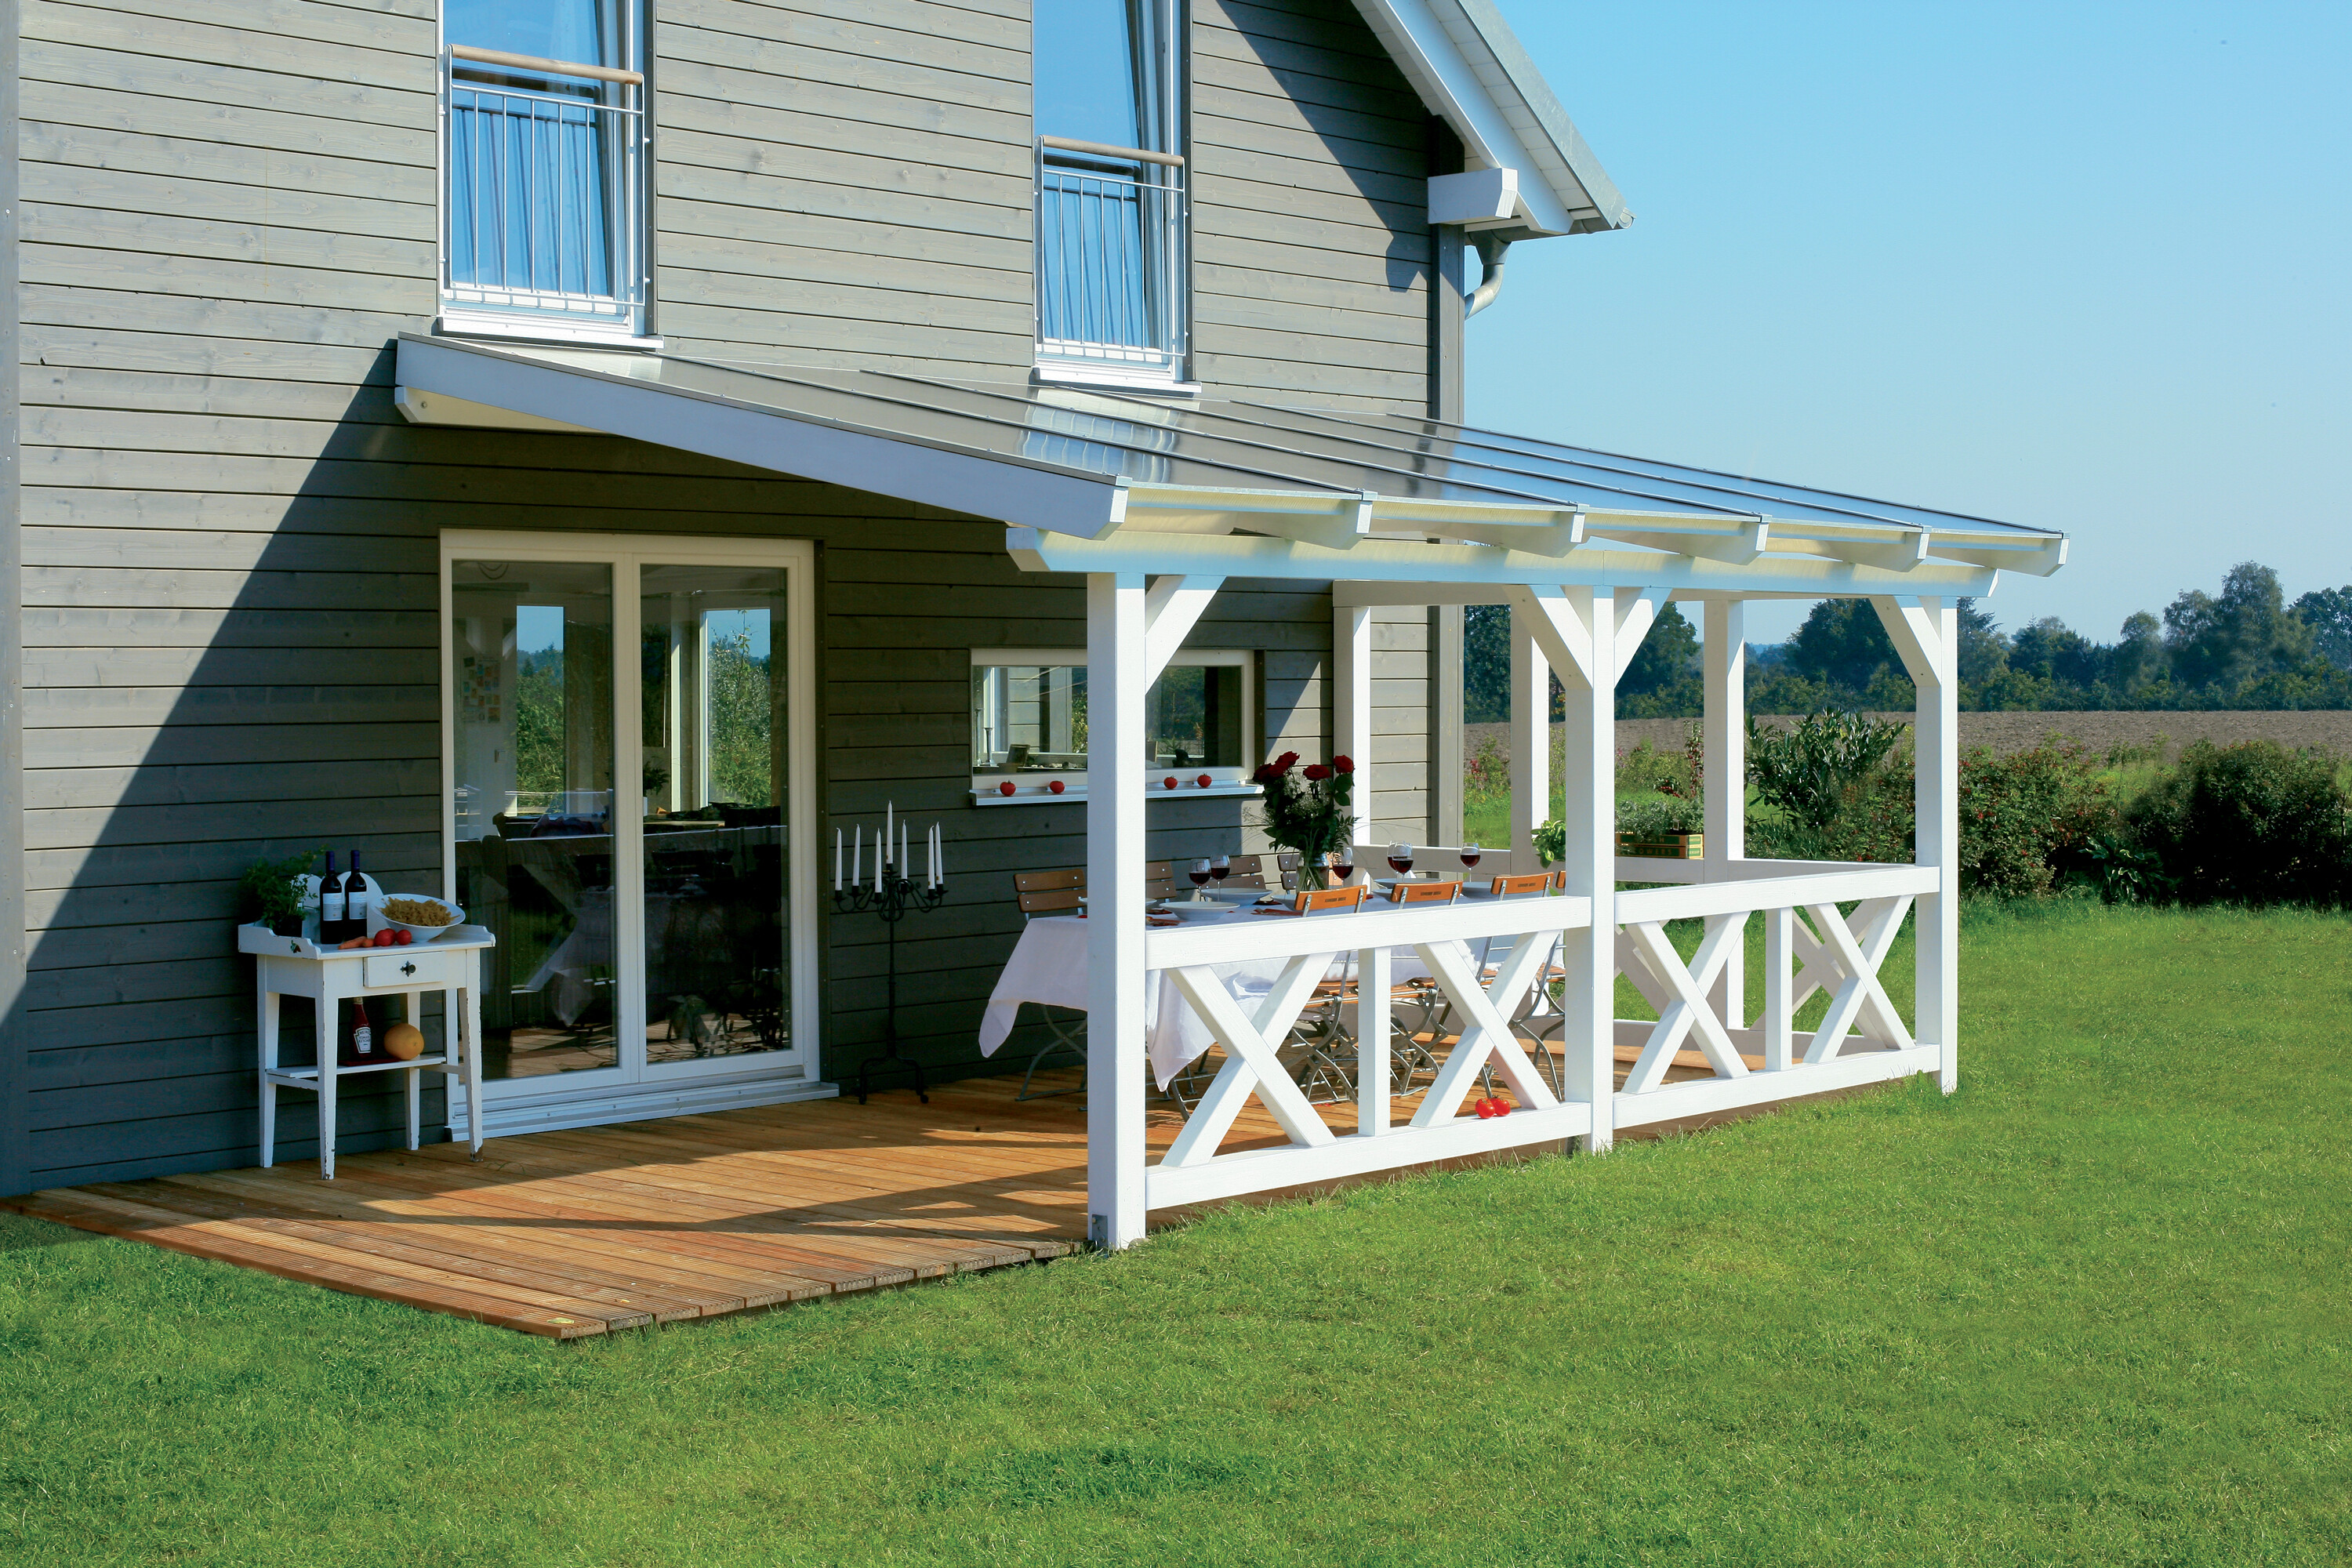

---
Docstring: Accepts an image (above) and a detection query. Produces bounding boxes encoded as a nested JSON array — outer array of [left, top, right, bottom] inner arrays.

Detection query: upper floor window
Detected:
[[1032, 0, 1189, 388], [441, 0, 650, 343]]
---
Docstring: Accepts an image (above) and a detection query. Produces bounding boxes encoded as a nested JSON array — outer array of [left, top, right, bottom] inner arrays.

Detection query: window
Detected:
[[971, 648, 1253, 800], [441, 0, 649, 342], [1032, 0, 1189, 387], [442, 535, 818, 1134]]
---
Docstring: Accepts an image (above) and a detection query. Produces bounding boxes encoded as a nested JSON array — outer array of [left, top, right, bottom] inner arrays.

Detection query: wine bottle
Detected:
[[347, 997, 375, 1065], [346, 850, 370, 935], [321, 851, 346, 938]]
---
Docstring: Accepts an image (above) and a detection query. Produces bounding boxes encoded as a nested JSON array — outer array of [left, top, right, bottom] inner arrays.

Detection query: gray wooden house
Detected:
[[0, 0, 1653, 1192]]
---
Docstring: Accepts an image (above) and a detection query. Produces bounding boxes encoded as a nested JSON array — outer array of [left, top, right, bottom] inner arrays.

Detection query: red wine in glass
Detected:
[[1188, 859, 1213, 888], [1460, 844, 1482, 870], [1387, 844, 1414, 877], [1210, 855, 1230, 884], [1333, 854, 1354, 881]]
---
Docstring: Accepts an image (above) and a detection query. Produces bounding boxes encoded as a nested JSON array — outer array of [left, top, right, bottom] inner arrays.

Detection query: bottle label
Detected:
[[323, 886, 345, 921], [353, 1023, 372, 1056]]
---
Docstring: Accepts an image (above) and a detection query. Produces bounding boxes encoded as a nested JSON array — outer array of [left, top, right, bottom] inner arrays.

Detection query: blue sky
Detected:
[[1472, 2, 2351, 645]]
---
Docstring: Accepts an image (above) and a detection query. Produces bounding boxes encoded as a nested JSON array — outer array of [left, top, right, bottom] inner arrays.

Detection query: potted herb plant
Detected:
[[237, 849, 318, 938], [1252, 751, 1358, 890]]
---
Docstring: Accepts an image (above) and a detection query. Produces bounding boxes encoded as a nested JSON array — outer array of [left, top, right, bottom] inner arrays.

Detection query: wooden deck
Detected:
[[2, 1036, 1752, 1338]]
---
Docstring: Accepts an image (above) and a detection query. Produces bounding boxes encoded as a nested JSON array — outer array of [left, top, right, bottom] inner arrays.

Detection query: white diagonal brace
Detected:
[[1163, 959, 1335, 1160], [1870, 595, 1954, 689], [1801, 900, 1914, 1062], [1788, 897, 1912, 1045], [1621, 916, 1747, 1093], [1613, 585, 1668, 676], [1142, 575, 1223, 684], [1409, 935, 1559, 1125], [1506, 583, 1597, 690], [1613, 927, 1678, 1014]]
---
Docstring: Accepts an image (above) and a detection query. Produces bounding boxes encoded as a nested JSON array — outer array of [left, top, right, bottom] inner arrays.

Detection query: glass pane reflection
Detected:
[[640, 565, 791, 1065], [450, 560, 619, 1079]]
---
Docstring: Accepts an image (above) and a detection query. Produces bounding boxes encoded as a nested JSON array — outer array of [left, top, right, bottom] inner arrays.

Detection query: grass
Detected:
[[3, 903, 2348, 1565]]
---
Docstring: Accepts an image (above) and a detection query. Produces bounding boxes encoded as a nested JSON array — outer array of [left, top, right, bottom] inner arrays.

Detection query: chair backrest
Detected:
[[1293, 884, 1367, 916], [1388, 879, 1461, 906], [1226, 853, 1265, 877], [1014, 863, 1184, 913], [1222, 872, 1269, 889], [1488, 873, 1552, 898]]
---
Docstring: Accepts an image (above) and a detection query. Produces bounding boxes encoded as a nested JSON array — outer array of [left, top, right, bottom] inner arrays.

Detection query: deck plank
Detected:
[[2, 1049, 1701, 1336]]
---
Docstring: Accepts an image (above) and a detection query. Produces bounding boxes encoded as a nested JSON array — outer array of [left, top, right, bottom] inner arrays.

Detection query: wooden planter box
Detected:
[[1617, 832, 1704, 860]]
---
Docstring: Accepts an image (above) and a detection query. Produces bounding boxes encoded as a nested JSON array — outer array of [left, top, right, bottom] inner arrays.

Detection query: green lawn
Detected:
[[3, 904, 2347, 1566]]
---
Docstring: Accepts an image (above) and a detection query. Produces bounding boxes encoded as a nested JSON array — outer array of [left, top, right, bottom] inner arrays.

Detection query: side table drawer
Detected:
[[364, 949, 457, 989]]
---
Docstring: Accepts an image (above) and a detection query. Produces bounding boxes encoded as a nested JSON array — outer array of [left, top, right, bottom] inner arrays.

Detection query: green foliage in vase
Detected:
[[236, 849, 320, 928]]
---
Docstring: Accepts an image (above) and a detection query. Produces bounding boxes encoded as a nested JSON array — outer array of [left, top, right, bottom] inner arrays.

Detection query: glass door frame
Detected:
[[439, 530, 822, 1123]]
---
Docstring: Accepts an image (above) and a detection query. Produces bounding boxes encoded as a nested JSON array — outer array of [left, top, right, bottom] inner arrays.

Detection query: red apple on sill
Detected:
[[1163, 776, 1178, 789], [997, 780, 1016, 797], [1196, 774, 1212, 789], [1047, 779, 1066, 794]]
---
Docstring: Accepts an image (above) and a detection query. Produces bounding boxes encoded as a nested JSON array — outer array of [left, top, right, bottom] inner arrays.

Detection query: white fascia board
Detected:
[[394, 334, 1120, 536], [1008, 526, 1999, 597], [1349, 0, 1627, 236]]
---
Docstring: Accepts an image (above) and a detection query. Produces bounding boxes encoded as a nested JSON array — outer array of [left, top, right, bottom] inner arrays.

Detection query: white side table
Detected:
[[240, 924, 495, 1179]]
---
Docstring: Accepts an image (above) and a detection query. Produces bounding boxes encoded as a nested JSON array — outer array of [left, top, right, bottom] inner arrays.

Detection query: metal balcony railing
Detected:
[[443, 47, 646, 331], [1035, 138, 1188, 372]]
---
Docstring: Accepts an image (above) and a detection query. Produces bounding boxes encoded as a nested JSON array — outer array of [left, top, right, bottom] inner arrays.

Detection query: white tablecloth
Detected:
[[978, 913, 1445, 1089]]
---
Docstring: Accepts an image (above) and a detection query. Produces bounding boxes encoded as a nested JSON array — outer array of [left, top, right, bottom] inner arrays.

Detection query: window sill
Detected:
[[971, 782, 1263, 806], [437, 308, 662, 352], [1032, 360, 1200, 397]]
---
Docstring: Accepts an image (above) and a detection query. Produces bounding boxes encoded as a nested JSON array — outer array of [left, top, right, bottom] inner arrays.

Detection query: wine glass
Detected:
[[1332, 848, 1355, 882], [1188, 858, 1213, 894], [1387, 843, 1415, 878], [1209, 853, 1230, 885], [1460, 842, 1483, 872]]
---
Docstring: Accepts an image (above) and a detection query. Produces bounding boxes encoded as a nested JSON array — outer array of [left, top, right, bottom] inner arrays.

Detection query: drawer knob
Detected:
[[401, 961, 416, 975]]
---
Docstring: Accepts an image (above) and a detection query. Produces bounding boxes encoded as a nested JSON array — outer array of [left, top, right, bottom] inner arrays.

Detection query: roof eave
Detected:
[[1348, 0, 1632, 237]]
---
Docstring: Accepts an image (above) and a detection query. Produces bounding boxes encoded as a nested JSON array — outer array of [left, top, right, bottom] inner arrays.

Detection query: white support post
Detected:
[[1704, 599, 1746, 1026], [1334, 602, 1374, 844], [1356, 945, 1392, 1135], [1556, 587, 1615, 1152], [1507, 605, 1548, 873], [1087, 572, 1149, 1247], [1872, 594, 1959, 1093]]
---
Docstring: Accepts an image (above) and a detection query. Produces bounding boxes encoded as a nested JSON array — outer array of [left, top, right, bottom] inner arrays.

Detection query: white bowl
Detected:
[[378, 895, 466, 939]]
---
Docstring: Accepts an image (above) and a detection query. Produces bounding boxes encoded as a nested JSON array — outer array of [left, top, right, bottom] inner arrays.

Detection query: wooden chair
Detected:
[[1387, 880, 1461, 906], [1486, 873, 1553, 898], [1267, 884, 1367, 916]]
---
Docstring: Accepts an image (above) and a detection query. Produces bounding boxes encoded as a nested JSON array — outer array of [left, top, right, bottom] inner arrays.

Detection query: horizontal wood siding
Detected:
[[5, 0, 1445, 1189], [1191, 0, 1432, 414]]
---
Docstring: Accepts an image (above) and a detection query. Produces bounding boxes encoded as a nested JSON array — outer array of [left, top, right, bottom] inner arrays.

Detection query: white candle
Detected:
[[851, 826, 860, 887], [875, 824, 884, 892], [885, 800, 894, 860], [901, 822, 909, 878], [834, 828, 843, 891], [925, 823, 935, 887]]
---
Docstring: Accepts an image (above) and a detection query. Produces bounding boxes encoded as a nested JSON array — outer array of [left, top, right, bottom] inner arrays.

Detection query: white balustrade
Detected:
[[1140, 859, 1943, 1210]]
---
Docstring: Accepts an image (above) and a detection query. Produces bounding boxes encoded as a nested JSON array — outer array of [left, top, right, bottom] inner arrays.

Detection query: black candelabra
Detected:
[[834, 854, 948, 1104]]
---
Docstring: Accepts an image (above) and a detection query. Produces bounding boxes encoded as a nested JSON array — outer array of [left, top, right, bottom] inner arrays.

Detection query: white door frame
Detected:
[[439, 529, 828, 1135]]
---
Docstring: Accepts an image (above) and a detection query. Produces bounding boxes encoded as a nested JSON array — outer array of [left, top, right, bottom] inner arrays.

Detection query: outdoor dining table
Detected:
[[977, 892, 1447, 1088]]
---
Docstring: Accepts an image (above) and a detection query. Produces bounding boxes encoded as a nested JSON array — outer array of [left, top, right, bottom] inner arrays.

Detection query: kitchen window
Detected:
[[971, 648, 1255, 801]]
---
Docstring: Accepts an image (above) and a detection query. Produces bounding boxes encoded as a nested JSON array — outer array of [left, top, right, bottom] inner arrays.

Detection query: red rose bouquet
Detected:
[[1253, 752, 1358, 889]]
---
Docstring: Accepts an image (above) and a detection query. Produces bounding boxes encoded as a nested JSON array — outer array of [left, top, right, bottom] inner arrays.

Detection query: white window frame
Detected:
[[435, 0, 657, 347], [440, 531, 824, 1136], [969, 646, 1259, 805]]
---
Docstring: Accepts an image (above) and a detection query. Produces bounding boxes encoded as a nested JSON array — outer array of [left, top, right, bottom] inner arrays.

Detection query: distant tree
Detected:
[[2105, 611, 2165, 694], [1956, 598, 2009, 688], [2292, 585, 2352, 670], [2008, 617, 2100, 688], [1620, 603, 1699, 698], [1464, 603, 1508, 722], [1788, 599, 1907, 699], [2163, 563, 2315, 692]]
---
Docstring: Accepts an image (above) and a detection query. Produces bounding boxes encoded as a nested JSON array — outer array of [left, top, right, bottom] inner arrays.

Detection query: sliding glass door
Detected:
[[441, 535, 818, 1133]]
